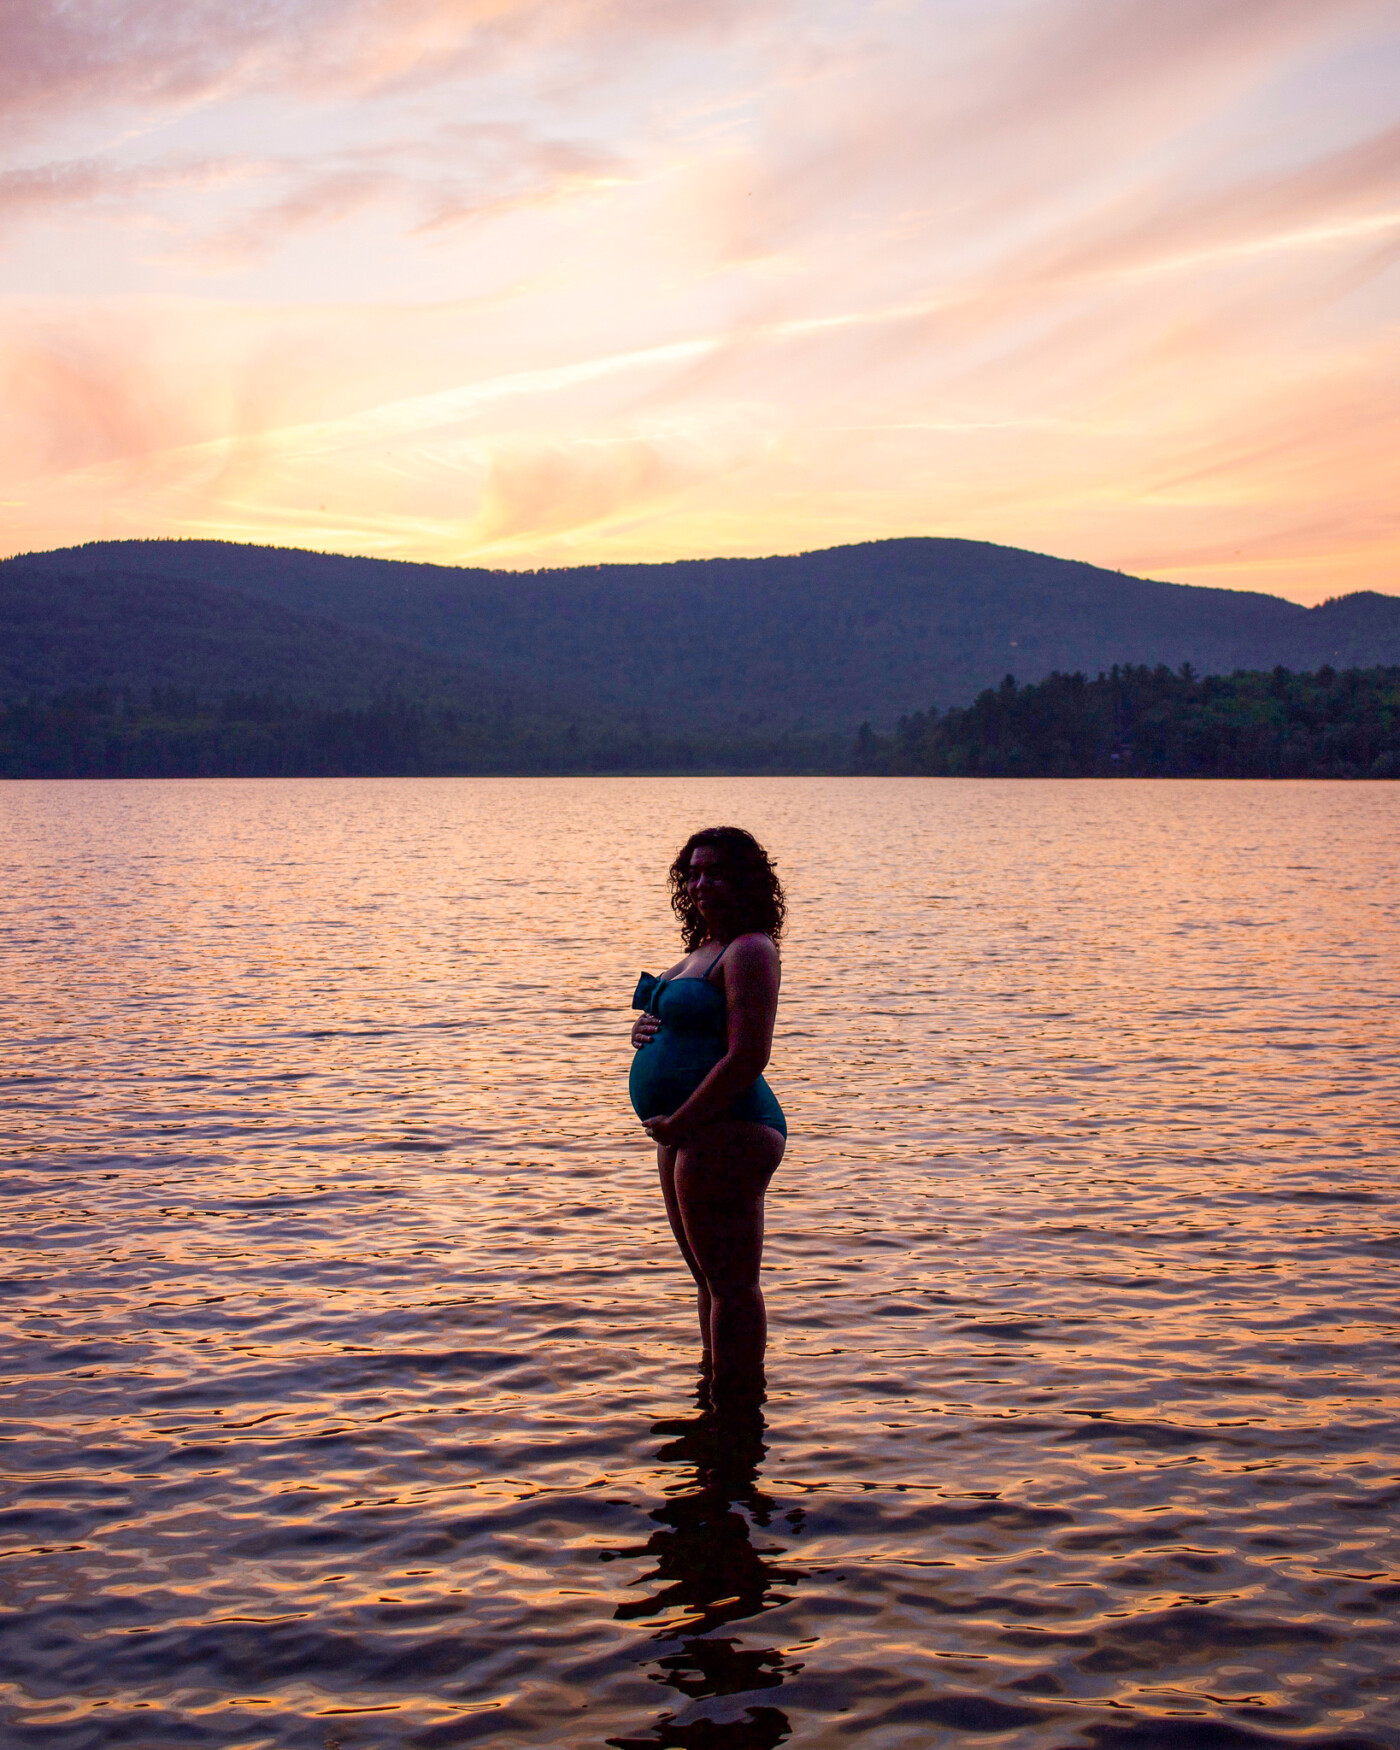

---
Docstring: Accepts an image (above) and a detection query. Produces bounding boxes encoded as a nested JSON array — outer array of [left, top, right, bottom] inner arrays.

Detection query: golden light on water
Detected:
[[2, 775, 1396, 1742]]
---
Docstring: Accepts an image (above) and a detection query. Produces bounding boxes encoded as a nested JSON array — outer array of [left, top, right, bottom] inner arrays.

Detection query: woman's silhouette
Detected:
[[629, 828, 787, 1406]]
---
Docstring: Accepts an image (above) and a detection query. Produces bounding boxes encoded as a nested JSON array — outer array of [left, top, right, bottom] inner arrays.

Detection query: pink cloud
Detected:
[[1012, 120, 1400, 291], [0, 0, 756, 131], [0, 119, 622, 259], [0, 157, 113, 217], [473, 438, 692, 544], [718, 0, 1392, 269], [1, 324, 185, 473], [0, 154, 238, 228], [0, 0, 338, 124], [979, 0, 1382, 128]]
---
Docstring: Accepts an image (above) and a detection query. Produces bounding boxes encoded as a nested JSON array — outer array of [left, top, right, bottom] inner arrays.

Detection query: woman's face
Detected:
[[685, 845, 737, 930]]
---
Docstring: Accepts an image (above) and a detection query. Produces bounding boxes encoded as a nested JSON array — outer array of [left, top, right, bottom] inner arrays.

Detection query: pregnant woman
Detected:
[[630, 826, 786, 1407]]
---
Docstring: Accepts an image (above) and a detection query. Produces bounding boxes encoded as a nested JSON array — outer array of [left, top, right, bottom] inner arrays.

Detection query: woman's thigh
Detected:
[[657, 1144, 706, 1280], [674, 1122, 785, 1284]]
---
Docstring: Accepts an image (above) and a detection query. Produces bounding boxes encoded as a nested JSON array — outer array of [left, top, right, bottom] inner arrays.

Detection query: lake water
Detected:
[[2, 776, 1397, 1750]]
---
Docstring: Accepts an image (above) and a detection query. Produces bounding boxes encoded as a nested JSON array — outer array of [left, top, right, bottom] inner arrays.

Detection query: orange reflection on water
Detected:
[[0, 776, 1396, 1747]]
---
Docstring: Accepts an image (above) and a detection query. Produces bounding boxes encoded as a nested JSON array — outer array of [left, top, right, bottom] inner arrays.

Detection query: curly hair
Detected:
[[669, 826, 786, 952]]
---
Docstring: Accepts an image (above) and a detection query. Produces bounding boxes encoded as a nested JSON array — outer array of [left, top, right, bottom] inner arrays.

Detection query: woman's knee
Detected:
[[704, 1269, 762, 1301], [686, 1211, 765, 1291]]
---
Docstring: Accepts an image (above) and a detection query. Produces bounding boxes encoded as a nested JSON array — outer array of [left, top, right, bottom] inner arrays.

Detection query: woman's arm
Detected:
[[645, 934, 780, 1140]]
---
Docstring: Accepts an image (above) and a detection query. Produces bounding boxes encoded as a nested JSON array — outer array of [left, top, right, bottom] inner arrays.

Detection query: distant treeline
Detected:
[[0, 687, 842, 779], [4, 666, 1398, 778], [852, 664, 1400, 778]]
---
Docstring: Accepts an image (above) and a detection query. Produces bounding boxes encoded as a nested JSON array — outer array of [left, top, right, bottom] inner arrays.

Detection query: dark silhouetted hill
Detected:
[[6, 536, 1399, 732], [0, 564, 843, 773], [0, 565, 516, 708]]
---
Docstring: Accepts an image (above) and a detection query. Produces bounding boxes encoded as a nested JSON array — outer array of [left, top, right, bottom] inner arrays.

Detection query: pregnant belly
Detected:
[[629, 1031, 722, 1121]]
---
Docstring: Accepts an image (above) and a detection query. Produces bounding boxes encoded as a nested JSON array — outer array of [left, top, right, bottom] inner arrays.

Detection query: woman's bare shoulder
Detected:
[[726, 932, 780, 968]]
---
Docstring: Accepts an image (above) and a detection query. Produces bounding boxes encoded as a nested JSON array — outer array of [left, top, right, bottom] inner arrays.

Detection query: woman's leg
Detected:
[[672, 1122, 785, 1400], [657, 1144, 712, 1355]]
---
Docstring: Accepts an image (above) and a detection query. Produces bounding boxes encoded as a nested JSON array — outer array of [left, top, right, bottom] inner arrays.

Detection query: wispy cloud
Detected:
[[0, 153, 238, 222], [0, 0, 756, 131], [0, 126, 625, 278]]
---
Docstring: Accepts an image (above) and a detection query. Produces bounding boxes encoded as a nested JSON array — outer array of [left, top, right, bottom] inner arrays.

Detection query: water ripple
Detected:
[[0, 776, 1396, 1748]]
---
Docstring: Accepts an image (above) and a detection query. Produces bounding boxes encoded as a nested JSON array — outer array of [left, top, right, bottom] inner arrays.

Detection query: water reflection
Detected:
[[3, 777, 1398, 1748], [607, 1388, 805, 1750]]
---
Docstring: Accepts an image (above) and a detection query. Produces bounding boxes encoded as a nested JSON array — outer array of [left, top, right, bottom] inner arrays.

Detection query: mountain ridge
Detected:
[[0, 565, 528, 711], [6, 536, 1398, 731]]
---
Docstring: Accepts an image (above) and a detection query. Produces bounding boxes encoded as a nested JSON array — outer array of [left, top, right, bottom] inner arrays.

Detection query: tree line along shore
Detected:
[[853, 663, 1400, 779], [2, 664, 1397, 779]]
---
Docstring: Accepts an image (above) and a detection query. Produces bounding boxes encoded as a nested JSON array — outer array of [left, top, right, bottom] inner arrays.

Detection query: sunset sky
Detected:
[[3, 0, 1397, 603]]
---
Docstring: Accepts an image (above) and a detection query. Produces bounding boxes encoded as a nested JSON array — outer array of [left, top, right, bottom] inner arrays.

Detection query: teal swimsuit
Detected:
[[629, 945, 787, 1137]]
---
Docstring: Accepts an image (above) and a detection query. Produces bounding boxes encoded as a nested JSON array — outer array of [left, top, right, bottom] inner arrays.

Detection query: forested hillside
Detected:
[[0, 565, 519, 708], [0, 688, 841, 779], [852, 664, 1400, 779], [12, 537, 1399, 732], [5, 539, 1399, 775]]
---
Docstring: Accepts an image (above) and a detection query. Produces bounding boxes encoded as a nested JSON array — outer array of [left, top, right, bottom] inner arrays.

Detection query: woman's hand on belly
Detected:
[[631, 1013, 660, 1050], [643, 1112, 684, 1146]]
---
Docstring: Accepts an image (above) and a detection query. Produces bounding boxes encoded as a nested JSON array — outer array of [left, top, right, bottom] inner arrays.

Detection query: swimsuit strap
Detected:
[[701, 942, 732, 983]]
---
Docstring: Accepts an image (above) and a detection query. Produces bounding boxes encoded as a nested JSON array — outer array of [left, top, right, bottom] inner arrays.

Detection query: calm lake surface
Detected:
[[2, 777, 1397, 1750]]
